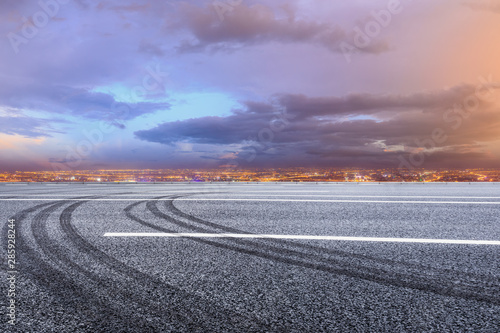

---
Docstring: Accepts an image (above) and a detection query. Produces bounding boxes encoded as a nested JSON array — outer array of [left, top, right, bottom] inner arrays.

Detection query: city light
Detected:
[[0, 168, 499, 183]]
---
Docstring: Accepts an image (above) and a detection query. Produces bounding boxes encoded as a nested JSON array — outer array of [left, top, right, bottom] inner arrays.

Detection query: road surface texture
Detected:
[[1, 183, 499, 332]]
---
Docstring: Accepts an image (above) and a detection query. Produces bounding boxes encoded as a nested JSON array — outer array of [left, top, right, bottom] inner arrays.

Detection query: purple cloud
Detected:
[[135, 84, 500, 168], [172, 3, 389, 54]]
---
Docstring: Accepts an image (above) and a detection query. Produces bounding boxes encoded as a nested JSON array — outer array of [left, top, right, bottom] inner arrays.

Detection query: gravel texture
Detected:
[[0, 183, 499, 332]]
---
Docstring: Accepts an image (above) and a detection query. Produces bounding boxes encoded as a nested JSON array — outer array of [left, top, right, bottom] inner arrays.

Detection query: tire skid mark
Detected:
[[151, 199, 395, 280], [129, 196, 499, 305], [166, 197, 500, 287], [31, 202, 185, 332], [60, 200, 268, 332], [1, 202, 56, 274], [12, 201, 150, 332], [13, 198, 222, 332], [57, 201, 211, 332]]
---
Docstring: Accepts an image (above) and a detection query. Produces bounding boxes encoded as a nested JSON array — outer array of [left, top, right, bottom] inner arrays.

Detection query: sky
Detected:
[[1, 0, 500, 172]]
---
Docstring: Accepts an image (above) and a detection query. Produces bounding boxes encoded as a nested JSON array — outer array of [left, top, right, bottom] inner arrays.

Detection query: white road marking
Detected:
[[204, 190, 334, 192], [172, 199, 500, 204], [103, 233, 500, 245], [1, 193, 499, 199]]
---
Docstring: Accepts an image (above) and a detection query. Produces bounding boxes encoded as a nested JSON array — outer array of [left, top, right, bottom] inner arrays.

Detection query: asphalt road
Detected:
[[1, 183, 499, 332]]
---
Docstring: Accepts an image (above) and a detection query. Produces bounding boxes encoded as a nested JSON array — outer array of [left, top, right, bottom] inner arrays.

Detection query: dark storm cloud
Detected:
[[279, 84, 487, 119], [137, 85, 486, 145], [135, 85, 500, 167], [134, 114, 268, 145], [135, 84, 497, 145], [173, 3, 389, 54]]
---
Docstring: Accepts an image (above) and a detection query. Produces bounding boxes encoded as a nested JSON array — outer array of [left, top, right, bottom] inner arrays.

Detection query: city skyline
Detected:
[[2, 1, 500, 171], [2, 167, 499, 183]]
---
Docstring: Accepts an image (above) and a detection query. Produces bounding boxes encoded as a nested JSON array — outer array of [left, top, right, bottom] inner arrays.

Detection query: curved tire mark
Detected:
[[129, 196, 500, 305]]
